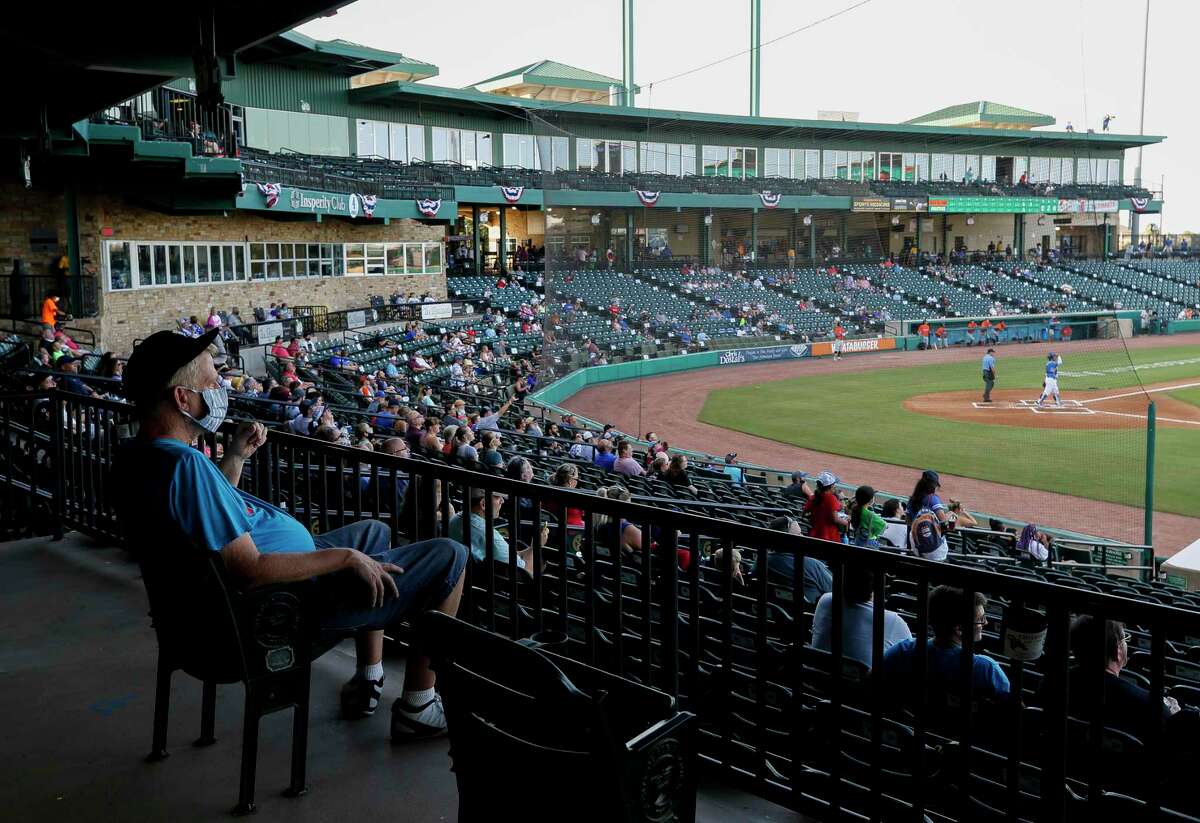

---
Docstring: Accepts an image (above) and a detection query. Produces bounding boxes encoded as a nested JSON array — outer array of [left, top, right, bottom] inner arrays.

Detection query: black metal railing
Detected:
[[90, 85, 238, 159], [2, 273, 99, 319], [7, 388, 1200, 821]]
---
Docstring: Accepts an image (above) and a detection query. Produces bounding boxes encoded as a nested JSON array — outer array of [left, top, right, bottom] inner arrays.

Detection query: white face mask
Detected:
[[181, 385, 229, 433]]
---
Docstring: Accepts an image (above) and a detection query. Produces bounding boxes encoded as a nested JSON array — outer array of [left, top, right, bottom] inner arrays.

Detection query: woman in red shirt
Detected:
[[804, 471, 849, 543]]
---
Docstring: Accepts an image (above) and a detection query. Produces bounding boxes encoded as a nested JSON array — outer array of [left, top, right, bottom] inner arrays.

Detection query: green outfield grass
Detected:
[[698, 345, 1200, 517], [1172, 386, 1200, 409]]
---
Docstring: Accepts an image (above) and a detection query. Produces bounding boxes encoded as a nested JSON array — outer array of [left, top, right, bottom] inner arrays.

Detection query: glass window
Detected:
[[365, 243, 385, 275], [742, 148, 757, 179], [210, 246, 223, 280], [432, 127, 449, 162], [222, 246, 234, 281], [1109, 158, 1120, 184], [1030, 157, 1050, 183], [281, 259, 295, 278], [703, 145, 724, 177], [607, 141, 622, 174], [682, 144, 696, 176], [356, 119, 375, 157], [386, 244, 405, 274], [952, 154, 967, 181], [153, 245, 167, 285], [345, 243, 364, 275], [981, 155, 996, 182], [108, 242, 132, 290], [915, 153, 929, 182], [182, 245, 195, 283], [408, 125, 425, 162], [478, 132, 493, 167], [372, 122, 388, 158], [862, 152, 874, 180], [622, 141, 637, 174], [461, 132, 476, 167], [764, 148, 784, 178], [406, 244, 423, 271], [137, 244, 152, 286], [1076, 158, 1090, 184], [575, 138, 593, 170], [425, 243, 443, 271], [389, 123, 407, 162], [931, 153, 950, 182], [251, 260, 264, 280]]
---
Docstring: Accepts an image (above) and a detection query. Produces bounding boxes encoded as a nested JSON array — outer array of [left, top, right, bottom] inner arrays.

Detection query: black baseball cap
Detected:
[[986, 347, 995, 353], [125, 329, 219, 408]]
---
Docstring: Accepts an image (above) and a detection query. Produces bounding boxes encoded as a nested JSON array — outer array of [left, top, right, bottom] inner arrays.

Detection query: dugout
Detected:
[[891, 309, 1139, 347]]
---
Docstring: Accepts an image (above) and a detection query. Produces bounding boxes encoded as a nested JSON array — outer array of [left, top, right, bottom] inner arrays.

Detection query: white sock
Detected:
[[402, 686, 436, 708], [359, 661, 384, 682]]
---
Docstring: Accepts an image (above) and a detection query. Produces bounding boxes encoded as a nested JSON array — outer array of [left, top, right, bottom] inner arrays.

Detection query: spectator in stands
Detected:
[[804, 471, 848, 543], [420, 418, 444, 455], [847, 486, 887, 548], [883, 586, 1010, 703], [117, 329, 467, 737], [448, 488, 536, 575], [593, 439, 616, 471], [478, 431, 504, 469], [722, 453, 744, 485], [98, 352, 123, 380], [290, 400, 317, 435], [782, 471, 811, 501], [545, 463, 585, 527], [878, 499, 909, 548], [270, 336, 291, 362], [906, 470, 952, 561], [505, 457, 539, 518], [56, 356, 100, 398], [475, 392, 517, 432], [40, 292, 65, 327], [594, 485, 644, 554], [812, 564, 912, 668], [454, 426, 478, 464], [762, 515, 833, 604], [612, 441, 644, 477], [205, 307, 222, 329], [647, 452, 670, 479], [569, 430, 597, 461], [663, 454, 698, 494], [1015, 524, 1050, 562]]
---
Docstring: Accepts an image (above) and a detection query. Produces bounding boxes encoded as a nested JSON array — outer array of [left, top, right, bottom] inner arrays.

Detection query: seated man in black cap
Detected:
[[116, 329, 468, 740]]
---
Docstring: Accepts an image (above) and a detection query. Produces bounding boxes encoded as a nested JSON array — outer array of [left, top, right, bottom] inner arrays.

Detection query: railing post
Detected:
[[50, 393, 65, 540], [1144, 400, 1156, 547]]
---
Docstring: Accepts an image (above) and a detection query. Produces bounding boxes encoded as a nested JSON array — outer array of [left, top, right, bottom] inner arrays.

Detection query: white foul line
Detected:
[[1082, 381, 1200, 405], [1093, 410, 1200, 426]]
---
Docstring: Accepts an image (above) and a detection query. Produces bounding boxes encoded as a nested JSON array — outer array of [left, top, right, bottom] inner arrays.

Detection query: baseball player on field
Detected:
[[1037, 352, 1063, 407]]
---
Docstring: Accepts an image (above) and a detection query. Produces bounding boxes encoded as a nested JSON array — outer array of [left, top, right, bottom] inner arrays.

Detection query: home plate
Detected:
[[972, 399, 1094, 415]]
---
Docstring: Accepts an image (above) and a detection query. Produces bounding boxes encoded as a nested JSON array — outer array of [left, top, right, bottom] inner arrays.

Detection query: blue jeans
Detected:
[[311, 520, 467, 634]]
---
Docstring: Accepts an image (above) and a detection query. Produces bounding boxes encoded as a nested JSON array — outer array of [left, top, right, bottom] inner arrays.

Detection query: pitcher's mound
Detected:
[[904, 386, 1200, 430]]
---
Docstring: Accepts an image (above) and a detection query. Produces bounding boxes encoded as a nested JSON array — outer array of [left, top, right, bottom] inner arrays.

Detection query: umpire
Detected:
[[981, 347, 997, 402]]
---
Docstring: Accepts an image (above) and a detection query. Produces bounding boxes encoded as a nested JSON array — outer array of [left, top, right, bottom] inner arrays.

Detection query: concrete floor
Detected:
[[0, 532, 799, 822]]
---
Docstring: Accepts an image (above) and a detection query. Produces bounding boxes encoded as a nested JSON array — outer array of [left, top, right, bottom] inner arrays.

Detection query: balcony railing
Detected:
[[90, 84, 238, 159]]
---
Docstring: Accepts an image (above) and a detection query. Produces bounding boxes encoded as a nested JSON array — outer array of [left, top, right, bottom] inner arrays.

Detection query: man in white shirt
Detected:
[[811, 565, 912, 668]]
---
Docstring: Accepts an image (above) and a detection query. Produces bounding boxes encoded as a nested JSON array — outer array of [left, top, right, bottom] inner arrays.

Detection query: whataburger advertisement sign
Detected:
[[811, 337, 897, 356]]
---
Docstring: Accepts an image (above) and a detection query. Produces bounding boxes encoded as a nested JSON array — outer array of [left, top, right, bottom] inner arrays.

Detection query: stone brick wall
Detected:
[[0, 181, 447, 353]]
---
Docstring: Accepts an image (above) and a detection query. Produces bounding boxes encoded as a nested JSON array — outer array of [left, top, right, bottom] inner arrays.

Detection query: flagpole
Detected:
[[1131, 0, 1150, 247]]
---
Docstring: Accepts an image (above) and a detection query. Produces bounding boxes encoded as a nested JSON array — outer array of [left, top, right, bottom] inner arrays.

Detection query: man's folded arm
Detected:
[[220, 533, 354, 587]]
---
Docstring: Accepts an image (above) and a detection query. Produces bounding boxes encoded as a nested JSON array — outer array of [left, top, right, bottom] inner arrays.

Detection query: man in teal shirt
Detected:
[[117, 329, 467, 740], [981, 348, 997, 403]]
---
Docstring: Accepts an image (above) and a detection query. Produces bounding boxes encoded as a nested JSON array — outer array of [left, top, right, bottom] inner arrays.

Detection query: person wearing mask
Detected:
[[804, 471, 849, 543]]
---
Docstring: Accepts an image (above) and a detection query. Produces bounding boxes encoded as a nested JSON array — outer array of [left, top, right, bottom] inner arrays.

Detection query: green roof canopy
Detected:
[[904, 101, 1056, 130], [472, 59, 637, 95], [240, 31, 438, 80]]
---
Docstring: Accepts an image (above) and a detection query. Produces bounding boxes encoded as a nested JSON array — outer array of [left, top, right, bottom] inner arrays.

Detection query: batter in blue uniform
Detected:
[[1038, 352, 1063, 407]]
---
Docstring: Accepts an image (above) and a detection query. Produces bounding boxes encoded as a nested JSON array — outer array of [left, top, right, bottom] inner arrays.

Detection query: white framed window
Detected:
[[702, 145, 757, 178], [575, 139, 636, 173], [358, 119, 423, 161], [640, 141, 695, 176], [105, 241, 250, 291], [432, 127, 490, 168]]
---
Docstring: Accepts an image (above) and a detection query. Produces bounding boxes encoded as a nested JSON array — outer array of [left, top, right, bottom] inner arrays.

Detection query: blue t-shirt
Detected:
[[119, 438, 315, 554], [883, 638, 1010, 700], [982, 354, 995, 374], [594, 451, 617, 471], [1046, 360, 1059, 379]]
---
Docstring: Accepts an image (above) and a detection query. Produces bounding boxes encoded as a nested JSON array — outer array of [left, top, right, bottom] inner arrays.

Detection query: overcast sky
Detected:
[[299, 0, 1189, 232]]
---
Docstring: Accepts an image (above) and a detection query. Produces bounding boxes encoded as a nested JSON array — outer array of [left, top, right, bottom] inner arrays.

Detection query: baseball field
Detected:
[[698, 344, 1200, 518]]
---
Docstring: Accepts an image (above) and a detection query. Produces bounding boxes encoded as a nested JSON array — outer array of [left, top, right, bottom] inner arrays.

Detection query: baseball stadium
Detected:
[[2, 2, 1199, 822]]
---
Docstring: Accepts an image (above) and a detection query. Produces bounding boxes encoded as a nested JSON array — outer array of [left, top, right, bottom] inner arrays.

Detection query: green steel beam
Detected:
[[622, 0, 636, 107], [749, 0, 761, 117]]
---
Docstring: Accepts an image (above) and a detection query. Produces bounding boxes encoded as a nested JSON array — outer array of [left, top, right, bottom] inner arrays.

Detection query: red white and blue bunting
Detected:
[[360, 194, 378, 218], [759, 191, 783, 209], [1130, 196, 1150, 213], [500, 185, 525, 203], [256, 182, 282, 209], [635, 190, 661, 207], [416, 198, 443, 218]]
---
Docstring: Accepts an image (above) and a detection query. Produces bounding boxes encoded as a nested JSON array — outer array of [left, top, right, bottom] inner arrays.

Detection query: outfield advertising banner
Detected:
[[811, 337, 897, 356], [718, 344, 811, 365], [1056, 198, 1120, 214], [852, 197, 928, 212]]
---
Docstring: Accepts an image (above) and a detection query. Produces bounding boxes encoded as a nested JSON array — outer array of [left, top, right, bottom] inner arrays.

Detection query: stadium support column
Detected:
[[621, 0, 636, 107], [749, 0, 762, 117], [64, 183, 80, 315], [471, 204, 481, 275], [1013, 213, 1021, 258], [499, 207, 508, 274], [839, 213, 848, 256], [750, 210, 758, 264], [790, 211, 798, 270], [625, 210, 635, 269], [809, 216, 817, 264], [1145, 401, 1156, 547], [915, 214, 922, 261], [702, 211, 712, 266]]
